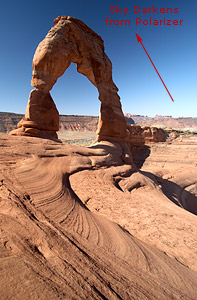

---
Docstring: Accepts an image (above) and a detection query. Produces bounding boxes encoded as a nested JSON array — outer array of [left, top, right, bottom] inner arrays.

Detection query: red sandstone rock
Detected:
[[10, 16, 127, 142], [127, 124, 168, 144], [1, 134, 197, 299], [10, 89, 59, 139]]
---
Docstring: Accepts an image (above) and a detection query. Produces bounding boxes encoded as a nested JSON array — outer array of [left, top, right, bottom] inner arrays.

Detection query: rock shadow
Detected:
[[140, 170, 197, 215], [131, 145, 151, 169]]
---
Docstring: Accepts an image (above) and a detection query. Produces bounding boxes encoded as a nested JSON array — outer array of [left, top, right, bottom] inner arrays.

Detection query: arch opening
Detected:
[[9, 16, 128, 144], [51, 62, 100, 116]]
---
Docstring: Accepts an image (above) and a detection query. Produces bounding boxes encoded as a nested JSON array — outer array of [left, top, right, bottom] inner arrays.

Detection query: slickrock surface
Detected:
[[71, 137, 197, 272], [9, 16, 127, 141], [0, 133, 197, 299]]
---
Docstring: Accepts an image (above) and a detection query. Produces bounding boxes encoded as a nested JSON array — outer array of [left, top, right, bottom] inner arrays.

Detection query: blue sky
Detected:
[[0, 0, 196, 117]]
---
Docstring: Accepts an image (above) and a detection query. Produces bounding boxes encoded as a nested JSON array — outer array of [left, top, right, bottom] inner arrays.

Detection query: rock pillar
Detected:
[[9, 16, 127, 142]]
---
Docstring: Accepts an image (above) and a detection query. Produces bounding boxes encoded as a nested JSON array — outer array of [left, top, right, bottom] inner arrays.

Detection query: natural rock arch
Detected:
[[10, 16, 127, 143]]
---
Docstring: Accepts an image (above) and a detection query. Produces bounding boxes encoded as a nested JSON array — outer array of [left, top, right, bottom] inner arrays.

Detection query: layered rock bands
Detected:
[[9, 16, 127, 143]]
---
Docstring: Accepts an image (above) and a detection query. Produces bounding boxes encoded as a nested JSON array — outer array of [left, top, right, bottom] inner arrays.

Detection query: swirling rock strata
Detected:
[[0, 134, 197, 299]]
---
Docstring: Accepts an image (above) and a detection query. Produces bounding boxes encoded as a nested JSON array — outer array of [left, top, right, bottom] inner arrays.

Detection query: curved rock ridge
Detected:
[[9, 16, 128, 144], [0, 134, 197, 300]]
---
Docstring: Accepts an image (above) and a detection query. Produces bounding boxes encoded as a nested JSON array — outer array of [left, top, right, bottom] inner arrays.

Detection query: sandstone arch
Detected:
[[10, 16, 127, 142]]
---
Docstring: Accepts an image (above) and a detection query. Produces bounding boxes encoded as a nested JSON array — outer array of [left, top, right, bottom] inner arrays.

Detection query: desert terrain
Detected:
[[0, 130, 197, 299], [1, 111, 197, 134], [1, 15, 197, 300]]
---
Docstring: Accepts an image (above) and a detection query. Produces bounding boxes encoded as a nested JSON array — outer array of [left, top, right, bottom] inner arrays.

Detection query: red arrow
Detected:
[[136, 34, 174, 102]]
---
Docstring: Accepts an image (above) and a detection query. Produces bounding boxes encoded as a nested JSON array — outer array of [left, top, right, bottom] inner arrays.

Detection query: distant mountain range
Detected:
[[0, 112, 196, 133], [125, 114, 197, 131]]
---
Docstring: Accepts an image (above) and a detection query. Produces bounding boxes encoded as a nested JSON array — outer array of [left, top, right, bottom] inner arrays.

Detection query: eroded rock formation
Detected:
[[15, 89, 59, 139], [1, 133, 197, 299], [127, 124, 168, 144], [9, 16, 127, 143]]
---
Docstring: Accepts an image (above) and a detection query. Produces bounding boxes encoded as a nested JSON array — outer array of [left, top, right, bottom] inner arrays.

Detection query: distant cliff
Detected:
[[0, 112, 135, 134], [0, 112, 100, 133], [0, 112, 24, 133], [0, 112, 196, 133], [125, 114, 197, 130], [59, 115, 99, 132]]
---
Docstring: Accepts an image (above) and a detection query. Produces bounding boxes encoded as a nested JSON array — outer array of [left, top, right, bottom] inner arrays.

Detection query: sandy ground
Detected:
[[58, 131, 96, 146], [0, 133, 197, 299]]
